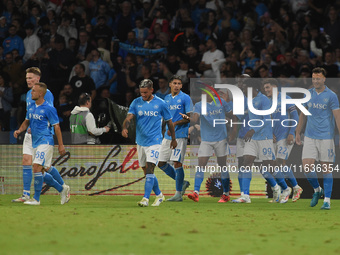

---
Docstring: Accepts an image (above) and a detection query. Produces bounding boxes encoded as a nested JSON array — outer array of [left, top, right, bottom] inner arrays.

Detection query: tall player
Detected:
[[296, 67, 340, 210], [187, 88, 232, 203], [158, 75, 192, 201], [263, 78, 303, 202], [122, 79, 177, 207], [12, 67, 68, 203], [14, 83, 70, 205]]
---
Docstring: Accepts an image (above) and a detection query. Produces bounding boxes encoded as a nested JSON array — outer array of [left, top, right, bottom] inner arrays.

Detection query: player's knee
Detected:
[[22, 155, 32, 165], [32, 164, 43, 173], [174, 162, 182, 168]]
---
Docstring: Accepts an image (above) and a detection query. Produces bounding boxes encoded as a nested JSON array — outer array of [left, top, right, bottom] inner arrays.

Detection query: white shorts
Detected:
[[33, 144, 54, 168], [302, 137, 335, 162], [198, 139, 230, 157], [23, 132, 33, 156], [137, 144, 161, 168], [158, 138, 187, 163], [236, 138, 245, 158], [243, 139, 275, 161], [274, 139, 294, 160]]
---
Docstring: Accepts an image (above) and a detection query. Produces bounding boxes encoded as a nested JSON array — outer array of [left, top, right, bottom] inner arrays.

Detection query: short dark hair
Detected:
[[262, 78, 278, 86], [77, 63, 85, 71], [312, 67, 326, 77], [169, 75, 182, 84], [78, 93, 91, 105]]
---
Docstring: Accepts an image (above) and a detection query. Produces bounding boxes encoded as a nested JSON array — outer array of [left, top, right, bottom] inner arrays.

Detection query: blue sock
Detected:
[[152, 175, 161, 196], [305, 171, 320, 189], [159, 163, 176, 180], [144, 174, 155, 199], [175, 167, 184, 192], [23, 165, 32, 196], [261, 170, 277, 187], [238, 171, 244, 192], [194, 170, 204, 192], [323, 173, 333, 198], [47, 166, 64, 185], [221, 171, 230, 193], [243, 171, 252, 195], [283, 167, 298, 187], [33, 172, 43, 202], [273, 171, 288, 190], [43, 172, 63, 193]]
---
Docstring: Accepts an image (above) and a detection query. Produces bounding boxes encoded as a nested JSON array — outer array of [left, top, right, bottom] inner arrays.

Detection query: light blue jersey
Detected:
[[248, 92, 273, 140], [236, 95, 250, 138], [164, 91, 193, 140], [304, 86, 339, 140], [194, 98, 232, 142], [26, 101, 59, 148], [271, 92, 299, 142], [128, 95, 172, 146]]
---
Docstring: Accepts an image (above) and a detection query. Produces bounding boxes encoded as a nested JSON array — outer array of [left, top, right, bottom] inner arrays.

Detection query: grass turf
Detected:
[[0, 195, 339, 255]]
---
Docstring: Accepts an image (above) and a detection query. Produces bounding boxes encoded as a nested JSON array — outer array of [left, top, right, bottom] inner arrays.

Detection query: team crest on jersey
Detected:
[[308, 102, 312, 108], [154, 105, 159, 109], [177, 99, 181, 103], [324, 98, 329, 103], [138, 105, 143, 108], [40, 109, 45, 114], [138, 111, 143, 116]]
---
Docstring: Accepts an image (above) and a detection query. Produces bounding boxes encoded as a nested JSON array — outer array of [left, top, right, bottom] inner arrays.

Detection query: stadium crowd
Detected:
[[0, 0, 339, 136]]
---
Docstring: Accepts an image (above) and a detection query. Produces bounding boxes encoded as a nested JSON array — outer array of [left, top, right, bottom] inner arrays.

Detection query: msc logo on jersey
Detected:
[[312, 103, 327, 109], [29, 113, 44, 120], [138, 111, 159, 116], [208, 109, 223, 115], [169, 105, 181, 110]]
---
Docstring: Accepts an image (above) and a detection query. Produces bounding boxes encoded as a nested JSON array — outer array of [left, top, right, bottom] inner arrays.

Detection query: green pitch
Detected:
[[0, 195, 339, 255]]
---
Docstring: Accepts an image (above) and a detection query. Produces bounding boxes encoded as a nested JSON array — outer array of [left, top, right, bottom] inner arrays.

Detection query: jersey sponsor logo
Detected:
[[208, 109, 223, 115], [29, 113, 44, 120], [169, 104, 181, 110], [312, 103, 327, 109], [138, 110, 159, 116]]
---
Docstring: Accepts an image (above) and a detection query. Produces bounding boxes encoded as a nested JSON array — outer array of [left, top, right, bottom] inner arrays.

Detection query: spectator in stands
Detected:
[[158, 60, 173, 81], [240, 46, 260, 71], [167, 52, 180, 74], [36, 17, 51, 48], [0, 72, 13, 131], [2, 24, 24, 57], [23, 47, 50, 84], [322, 51, 339, 78], [89, 48, 110, 89], [0, 16, 8, 42], [75, 30, 96, 63], [56, 87, 74, 131], [114, 1, 136, 42], [23, 23, 41, 62], [133, 16, 149, 45], [118, 31, 142, 60], [176, 58, 189, 84], [149, 5, 169, 36], [48, 35, 76, 96], [174, 21, 200, 57], [62, 1, 82, 28], [57, 14, 78, 49], [155, 76, 170, 100], [97, 38, 113, 67], [199, 38, 225, 78], [91, 3, 113, 28], [93, 16, 113, 49], [324, 7, 340, 49], [70, 63, 96, 101], [185, 45, 201, 74]]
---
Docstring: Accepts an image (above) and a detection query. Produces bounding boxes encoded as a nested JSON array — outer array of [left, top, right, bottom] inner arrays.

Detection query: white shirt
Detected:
[[23, 34, 41, 61], [201, 49, 225, 78]]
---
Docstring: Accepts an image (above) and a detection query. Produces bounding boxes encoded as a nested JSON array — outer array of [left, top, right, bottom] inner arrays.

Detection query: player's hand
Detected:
[[286, 134, 294, 146], [295, 133, 301, 145], [104, 126, 110, 133], [122, 128, 128, 138], [244, 129, 255, 142], [179, 112, 190, 121], [58, 145, 66, 156], [13, 130, 20, 138], [27, 128, 31, 134], [170, 139, 177, 149]]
